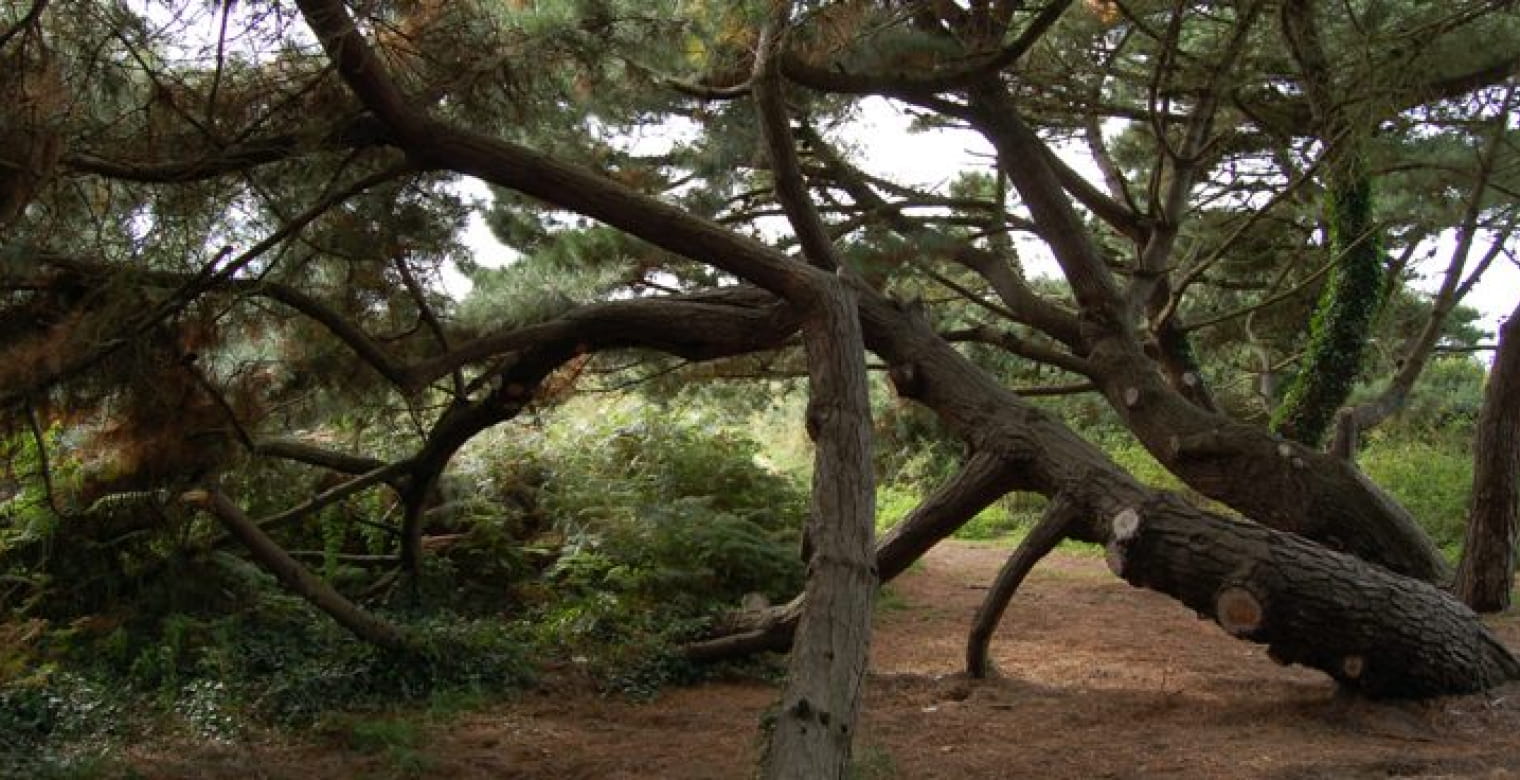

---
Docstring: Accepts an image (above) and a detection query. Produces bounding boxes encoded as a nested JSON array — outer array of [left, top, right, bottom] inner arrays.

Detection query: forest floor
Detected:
[[125, 540, 1520, 779]]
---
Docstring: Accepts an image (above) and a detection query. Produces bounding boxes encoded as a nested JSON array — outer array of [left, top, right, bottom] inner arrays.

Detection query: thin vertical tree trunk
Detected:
[[1271, 0, 1385, 447], [1454, 298, 1520, 612]]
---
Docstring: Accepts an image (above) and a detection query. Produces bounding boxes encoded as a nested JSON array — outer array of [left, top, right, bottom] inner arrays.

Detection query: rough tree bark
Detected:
[[1454, 298, 1520, 612], [752, 7, 878, 776], [1110, 494, 1520, 697], [764, 276, 876, 780]]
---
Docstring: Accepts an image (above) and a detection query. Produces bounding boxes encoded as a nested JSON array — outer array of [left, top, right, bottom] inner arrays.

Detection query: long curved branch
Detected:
[[753, 13, 839, 273], [62, 115, 393, 183], [295, 0, 826, 303]]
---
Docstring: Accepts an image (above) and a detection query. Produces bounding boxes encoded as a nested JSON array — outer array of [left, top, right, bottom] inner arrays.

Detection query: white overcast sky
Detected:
[[459, 96, 1517, 341]]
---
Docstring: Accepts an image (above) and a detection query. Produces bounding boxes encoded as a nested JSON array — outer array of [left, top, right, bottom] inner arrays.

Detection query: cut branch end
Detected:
[[1215, 586, 1263, 636]]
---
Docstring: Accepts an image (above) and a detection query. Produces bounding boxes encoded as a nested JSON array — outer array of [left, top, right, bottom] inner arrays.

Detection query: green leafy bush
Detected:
[[0, 671, 127, 777], [1360, 436, 1472, 559], [475, 399, 808, 612]]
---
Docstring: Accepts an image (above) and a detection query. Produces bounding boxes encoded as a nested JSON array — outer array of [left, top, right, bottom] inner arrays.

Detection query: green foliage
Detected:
[[502, 398, 808, 610], [1098, 436, 1188, 493], [0, 587, 535, 774], [1272, 156, 1387, 446], [1360, 436, 1472, 559], [873, 484, 919, 532], [873, 392, 961, 495], [953, 503, 1025, 541], [1382, 356, 1486, 442], [455, 226, 638, 330], [445, 397, 806, 694], [0, 672, 128, 778], [322, 715, 435, 777], [208, 609, 533, 725]]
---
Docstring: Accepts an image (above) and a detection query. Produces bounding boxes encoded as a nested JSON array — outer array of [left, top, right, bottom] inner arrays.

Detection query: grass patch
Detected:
[[849, 742, 898, 779], [875, 585, 909, 613], [322, 715, 436, 777]]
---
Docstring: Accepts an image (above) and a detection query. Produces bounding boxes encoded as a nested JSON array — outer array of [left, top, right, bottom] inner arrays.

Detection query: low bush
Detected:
[[1360, 435, 1472, 559]]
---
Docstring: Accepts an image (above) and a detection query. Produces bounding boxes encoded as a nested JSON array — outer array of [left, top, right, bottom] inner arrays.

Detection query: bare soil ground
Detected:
[[127, 541, 1520, 779]]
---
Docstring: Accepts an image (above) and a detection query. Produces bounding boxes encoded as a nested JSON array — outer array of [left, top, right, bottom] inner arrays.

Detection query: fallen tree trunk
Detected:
[[695, 478, 1520, 697], [1108, 494, 1520, 697]]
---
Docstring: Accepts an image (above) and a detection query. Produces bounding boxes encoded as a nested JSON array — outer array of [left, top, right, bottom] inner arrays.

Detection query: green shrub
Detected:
[[1360, 435, 1472, 559], [874, 484, 919, 532], [954, 504, 1023, 541], [0, 671, 129, 778], [1102, 439, 1186, 492], [491, 400, 808, 613], [323, 715, 435, 776]]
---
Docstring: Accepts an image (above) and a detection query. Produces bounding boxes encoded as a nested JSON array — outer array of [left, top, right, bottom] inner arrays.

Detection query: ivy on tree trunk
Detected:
[[1271, 152, 1385, 446]]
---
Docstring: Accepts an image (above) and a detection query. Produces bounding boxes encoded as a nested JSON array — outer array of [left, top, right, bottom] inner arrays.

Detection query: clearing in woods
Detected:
[[126, 540, 1520, 779]]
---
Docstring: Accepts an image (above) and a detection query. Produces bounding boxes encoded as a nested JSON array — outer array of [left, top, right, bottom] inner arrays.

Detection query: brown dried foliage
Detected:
[[0, 21, 66, 227]]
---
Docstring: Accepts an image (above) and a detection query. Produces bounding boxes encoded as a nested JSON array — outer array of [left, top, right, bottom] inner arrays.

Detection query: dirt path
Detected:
[[129, 541, 1520, 779]]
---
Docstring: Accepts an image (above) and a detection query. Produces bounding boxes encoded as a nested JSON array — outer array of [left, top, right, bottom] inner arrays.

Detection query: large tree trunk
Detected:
[[1110, 494, 1520, 697], [965, 85, 1447, 584], [751, 9, 877, 772], [1454, 299, 1520, 612]]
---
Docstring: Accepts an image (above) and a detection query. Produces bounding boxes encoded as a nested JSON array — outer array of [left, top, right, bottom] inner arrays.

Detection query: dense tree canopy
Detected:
[[3, 0, 1519, 773]]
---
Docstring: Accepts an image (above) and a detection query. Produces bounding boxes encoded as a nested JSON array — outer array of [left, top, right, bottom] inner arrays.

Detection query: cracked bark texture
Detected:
[[1110, 495, 1520, 697]]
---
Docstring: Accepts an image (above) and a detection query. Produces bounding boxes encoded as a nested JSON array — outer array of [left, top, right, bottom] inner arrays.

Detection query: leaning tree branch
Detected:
[[940, 326, 1096, 378], [61, 115, 393, 183], [294, 0, 826, 303], [253, 438, 389, 475], [685, 449, 1026, 663], [776, 0, 1073, 100], [967, 494, 1085, 678], [250, 459, 416, 532], [182, 488, 411, 651], [752, 14, 838, 274], [0, 0, 48, 51]]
